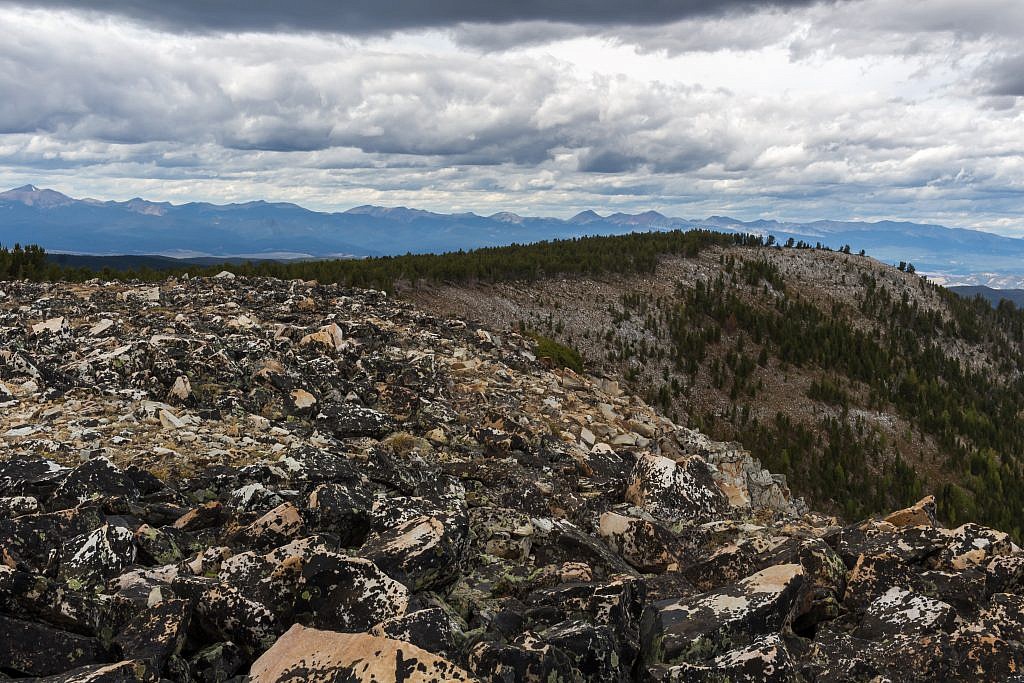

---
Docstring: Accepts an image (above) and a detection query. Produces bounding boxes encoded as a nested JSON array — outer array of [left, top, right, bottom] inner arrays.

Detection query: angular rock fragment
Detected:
[[361, 513, 467, 591], [599, 511, 688, 573], [112, 598, 192, 669], [294, 551, 409, 631], [648, 563, 804, 664], [0, 613, 104, 676], [625, 454, 729, 524], [249, 624, 475, 682]]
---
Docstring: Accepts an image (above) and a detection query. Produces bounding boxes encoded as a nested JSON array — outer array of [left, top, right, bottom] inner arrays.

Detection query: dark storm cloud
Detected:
[[982, 54, 1024, 97], [1, 0, 831, 34]]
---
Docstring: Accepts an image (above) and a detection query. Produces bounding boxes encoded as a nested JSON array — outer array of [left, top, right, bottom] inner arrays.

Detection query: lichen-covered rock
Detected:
[[0, 613, 105, 676], [60, 523, 137, 590], [191, 583, 282, 656], [624, 454, 729, 525], [370, 607, 463, 659], [112, 598, 192, 669], [306, 482, 372, 546], [855, 587, 957, 639], [0, 457, 69, 498], [249, 624, 476, 682], [49, 457, 139, 509], [599, 511, 688, 573], [469, 506, 534, 562], [648, 563, 804, 664], [361, 513, 467, 591], [884, 495, 939, 528], [294, 551, 409, 631], [30, 660, 159, 683], [233, 502, 305, 549], [651, 633, 798, 682]]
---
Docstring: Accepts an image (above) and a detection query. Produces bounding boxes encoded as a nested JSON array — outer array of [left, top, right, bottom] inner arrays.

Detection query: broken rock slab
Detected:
[[249, 624, 476, 683]]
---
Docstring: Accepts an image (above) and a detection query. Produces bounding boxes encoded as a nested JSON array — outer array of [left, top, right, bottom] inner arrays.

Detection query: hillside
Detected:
[[3, 274, 1024, 681], [407, 245, 1024, 538]]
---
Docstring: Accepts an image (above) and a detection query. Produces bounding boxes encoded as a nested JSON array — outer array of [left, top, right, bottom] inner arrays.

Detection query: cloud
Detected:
[[0, 3, 1022, 236], [0, 0, 831, 34], [980, 53, 1024, 97]]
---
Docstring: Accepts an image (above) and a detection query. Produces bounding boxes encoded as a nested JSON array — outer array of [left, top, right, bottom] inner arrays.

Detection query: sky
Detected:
[[0, 1, 1023, 233]]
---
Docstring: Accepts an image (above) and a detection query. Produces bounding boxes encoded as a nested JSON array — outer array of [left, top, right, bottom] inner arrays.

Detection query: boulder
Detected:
[[249, 624, 475, 682], [49, 457, 139, 509], [599, 511, 688, 573], [884, 495, 939, 528], [294, 551, 410, 631], [315, 402, 396, 438], [306, 482, 373, 546], [651, 633, 797, 682], [648, 563, 804, 664], [60, 523, 137, 590], [624, 454, 729, 524], [233, 502, 305, 548], [0, 613, 104, 676], [360, 513, 467, 591], [855, 587, 957, 640], [112, 598, 192, 670], [370, 607, 462, 659]]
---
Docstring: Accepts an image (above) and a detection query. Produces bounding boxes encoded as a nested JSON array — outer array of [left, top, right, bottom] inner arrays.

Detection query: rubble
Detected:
[[1, 275, 1022, 681]]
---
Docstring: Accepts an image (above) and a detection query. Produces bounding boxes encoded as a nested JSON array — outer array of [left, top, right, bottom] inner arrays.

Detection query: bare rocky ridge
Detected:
[[1, 275, 1023, 681]]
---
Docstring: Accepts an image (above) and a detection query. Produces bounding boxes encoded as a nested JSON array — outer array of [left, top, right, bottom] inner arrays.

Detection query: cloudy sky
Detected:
[[1, 1, 1023, 233]]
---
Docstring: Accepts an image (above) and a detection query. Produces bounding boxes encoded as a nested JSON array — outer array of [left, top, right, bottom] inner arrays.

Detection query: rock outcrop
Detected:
[[1, 275, 1022, 681]]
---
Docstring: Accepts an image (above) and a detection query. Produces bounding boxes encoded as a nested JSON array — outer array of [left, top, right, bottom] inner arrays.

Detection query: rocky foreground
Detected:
[[1, 275, 1024, 682]]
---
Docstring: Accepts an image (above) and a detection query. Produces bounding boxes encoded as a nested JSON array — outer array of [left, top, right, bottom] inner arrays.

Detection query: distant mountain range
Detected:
[[949, 286, 1024, 307], [4, 184, 1024, 285]]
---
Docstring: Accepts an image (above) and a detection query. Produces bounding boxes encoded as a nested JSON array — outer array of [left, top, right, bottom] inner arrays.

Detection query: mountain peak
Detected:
[[569, 210, 603, 223], [0, 184, 74, 208]]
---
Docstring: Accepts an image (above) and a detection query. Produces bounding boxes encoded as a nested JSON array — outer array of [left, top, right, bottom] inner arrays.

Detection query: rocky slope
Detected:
[[407, 246, 1024, 531], [1, 274, 1024, 681]]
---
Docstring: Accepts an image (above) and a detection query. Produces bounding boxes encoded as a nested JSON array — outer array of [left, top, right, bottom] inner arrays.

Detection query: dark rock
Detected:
[[531, 518, 637, 580], [541, 619, 627, 682], [854, 587, 957, 640], [648, 563, 804, 665], [232, 502, 305, 549], [467, 636, 576, 683], [370, 607, 462, 659], [314, 402, 395, 438], [60, 523, 137, 590], [305, 483, 372, 547], [0, 457, 68, 498], [624, 454, 729, 524], [293, 550, 409, 631], [112, 598, 192, 670], [360, 513, 467, 591], [172, 501, 226, 532], [651, 633, 798, 682], [193, 584, 282, 656], [0, 506, 103, 569], [598, 511, 689, 573], [0, 613, 104, 676], [133, 524, 185, 565], [188, 641, 245, 683], [49, 457, 139, 510], [30, 660, 159, 683]]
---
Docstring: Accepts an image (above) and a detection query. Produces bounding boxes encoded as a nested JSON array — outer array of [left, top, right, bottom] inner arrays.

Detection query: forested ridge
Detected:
[[6, 233, 1024, 536]]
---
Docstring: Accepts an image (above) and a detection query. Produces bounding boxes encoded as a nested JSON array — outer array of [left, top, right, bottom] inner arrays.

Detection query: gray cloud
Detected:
[[0, 0, 831, 34], [981, 54, 1024, 97]]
